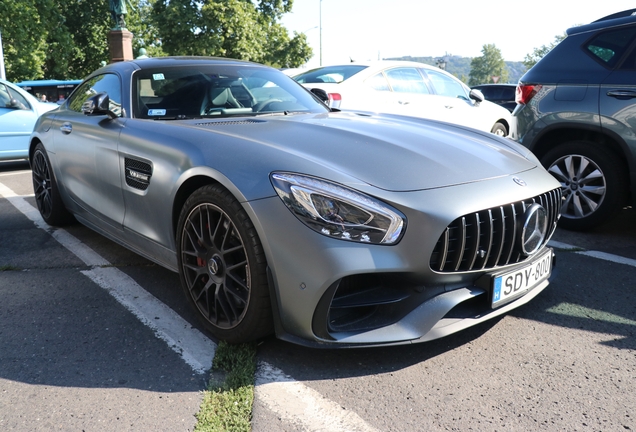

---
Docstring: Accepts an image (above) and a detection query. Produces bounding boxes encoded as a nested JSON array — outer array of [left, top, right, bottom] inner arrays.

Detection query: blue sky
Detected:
[[281, 1, 636, 68]]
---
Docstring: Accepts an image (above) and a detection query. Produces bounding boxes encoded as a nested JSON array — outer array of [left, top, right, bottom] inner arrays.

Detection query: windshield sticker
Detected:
[[152, 73, 165, 81], [148, 109, 166, 116]]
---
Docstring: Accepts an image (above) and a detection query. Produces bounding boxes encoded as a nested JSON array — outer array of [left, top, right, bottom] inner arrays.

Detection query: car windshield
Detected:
[[294, 65, 368, 84], [132, 65, 329, 119]]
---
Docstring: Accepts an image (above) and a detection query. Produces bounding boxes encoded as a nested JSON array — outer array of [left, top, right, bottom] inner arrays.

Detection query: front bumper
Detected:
[[245, 168, 560, 347]]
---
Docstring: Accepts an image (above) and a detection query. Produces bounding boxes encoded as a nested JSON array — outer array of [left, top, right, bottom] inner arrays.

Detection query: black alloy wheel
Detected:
[[177, 184, 272, 343], [31, 143, 74, 226]]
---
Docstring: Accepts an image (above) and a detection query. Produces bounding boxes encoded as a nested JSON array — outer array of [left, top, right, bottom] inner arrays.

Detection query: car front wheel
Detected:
[[176, 184, 272, 343], [541, 141, 627, 231]]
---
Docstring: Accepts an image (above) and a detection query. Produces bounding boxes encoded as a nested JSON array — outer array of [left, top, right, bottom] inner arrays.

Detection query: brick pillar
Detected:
[[108, 30, 134, 63]]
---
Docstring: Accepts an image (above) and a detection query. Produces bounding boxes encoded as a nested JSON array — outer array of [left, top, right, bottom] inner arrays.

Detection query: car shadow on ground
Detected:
[[0, 160, 30, 173]]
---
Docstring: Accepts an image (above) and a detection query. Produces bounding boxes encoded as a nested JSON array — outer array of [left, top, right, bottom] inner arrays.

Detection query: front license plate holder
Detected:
[[491, 248, 552, 308]]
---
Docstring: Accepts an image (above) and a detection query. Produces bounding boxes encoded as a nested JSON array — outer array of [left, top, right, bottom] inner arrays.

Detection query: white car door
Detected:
[[423, 69, 494, 132]]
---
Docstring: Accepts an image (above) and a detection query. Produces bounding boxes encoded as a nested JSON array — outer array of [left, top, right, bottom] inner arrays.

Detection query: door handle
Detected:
[[607, 90, 636, 99], [398, 100, 410, 105], [60, 122, 72, 134]]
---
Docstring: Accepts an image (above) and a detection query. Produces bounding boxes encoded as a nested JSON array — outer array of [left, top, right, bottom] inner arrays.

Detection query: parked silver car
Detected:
[[30, 57, 561, 347]]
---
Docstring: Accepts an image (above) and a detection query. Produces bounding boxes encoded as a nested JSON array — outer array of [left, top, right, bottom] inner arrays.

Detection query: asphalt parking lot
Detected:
[[1, 160, 635, 431]]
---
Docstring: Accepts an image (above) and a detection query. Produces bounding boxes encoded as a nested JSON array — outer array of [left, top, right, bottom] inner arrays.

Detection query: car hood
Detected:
[[190, 111, 537, 192]]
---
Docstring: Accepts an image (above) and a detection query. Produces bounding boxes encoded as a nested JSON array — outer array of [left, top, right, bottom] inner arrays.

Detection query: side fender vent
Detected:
[[125, 158, 152, 191]]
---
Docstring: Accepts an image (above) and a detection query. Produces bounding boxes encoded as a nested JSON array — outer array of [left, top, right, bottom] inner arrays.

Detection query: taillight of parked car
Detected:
[[328, 93, 342, 109], [515, 84, 542, 105]]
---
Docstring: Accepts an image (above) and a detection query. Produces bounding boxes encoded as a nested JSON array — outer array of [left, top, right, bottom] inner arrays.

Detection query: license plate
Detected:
[[492, 249, 552, 308]]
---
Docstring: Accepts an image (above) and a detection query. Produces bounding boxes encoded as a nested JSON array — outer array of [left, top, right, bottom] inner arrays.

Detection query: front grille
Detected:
[[430, 188, 562, 273]]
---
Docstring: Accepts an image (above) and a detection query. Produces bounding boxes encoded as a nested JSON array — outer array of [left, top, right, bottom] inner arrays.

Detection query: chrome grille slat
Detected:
[[503, 203, 517, 265], [452, 217, 467, 271], [480, 209, 494, 270], [489, 207, 505, 268], [430, 188, 562, 273], [439, 228, 450, 272], [467, 213, 480, 270]]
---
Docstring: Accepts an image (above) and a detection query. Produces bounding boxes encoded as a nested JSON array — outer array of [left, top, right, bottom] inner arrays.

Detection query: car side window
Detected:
[[585, 25, 636, 68], [365, 73, 391, 91], [424, 70, 468, 100], [0, 83, 31, 110], [68, 73, 123, 116], [385, 68, 430, 94]]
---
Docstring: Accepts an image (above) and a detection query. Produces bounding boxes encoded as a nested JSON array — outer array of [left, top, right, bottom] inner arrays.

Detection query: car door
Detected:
[[0, 83, 39, 160], [598, 26, 636, 162], [420, 69, 486, 129], [51, 73, 126, 230], [379, 67, 442, 120]]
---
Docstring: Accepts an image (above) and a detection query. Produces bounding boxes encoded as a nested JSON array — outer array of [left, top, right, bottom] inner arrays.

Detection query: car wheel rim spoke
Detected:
[[549, 154, 606, 220], [181, 203, 250, 329]]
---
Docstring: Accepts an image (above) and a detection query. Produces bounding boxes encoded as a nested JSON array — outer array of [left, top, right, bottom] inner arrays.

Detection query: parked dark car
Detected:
[[471, 84, 517, 112], [514, 9, 636, 231]]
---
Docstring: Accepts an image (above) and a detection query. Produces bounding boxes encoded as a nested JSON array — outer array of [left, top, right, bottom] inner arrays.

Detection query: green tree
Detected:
[[523, 34, 566, 69], [468, 44, 509, 86], [152, 0, 311, 67], [0, 0, 48, 81]]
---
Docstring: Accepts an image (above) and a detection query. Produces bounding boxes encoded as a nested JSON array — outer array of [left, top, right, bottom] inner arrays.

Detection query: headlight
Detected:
[[271, 172, 405, 245]]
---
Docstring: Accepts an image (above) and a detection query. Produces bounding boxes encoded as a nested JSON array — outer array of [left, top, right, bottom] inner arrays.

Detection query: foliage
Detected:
[[194, 342, 257, 432], [0, 0, 48, 81], [1, 0, 307, 82], [468, 44, 509, 86], [151, 0, 311, 67], [523, 34, 566, 69]]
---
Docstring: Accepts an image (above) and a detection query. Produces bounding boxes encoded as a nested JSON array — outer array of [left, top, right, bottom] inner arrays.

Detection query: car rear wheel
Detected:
[[176, 184, 272, 343], [541, 141, 627, 231], [31, 143, 74, 226], [491, 122, 507, 137]]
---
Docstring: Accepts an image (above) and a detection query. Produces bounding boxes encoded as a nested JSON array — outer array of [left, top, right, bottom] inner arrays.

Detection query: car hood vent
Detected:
[[195, 119, 265, 126]]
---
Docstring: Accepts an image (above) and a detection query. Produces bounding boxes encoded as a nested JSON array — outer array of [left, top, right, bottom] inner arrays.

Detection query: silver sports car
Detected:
[[30, 57, 561, 347]]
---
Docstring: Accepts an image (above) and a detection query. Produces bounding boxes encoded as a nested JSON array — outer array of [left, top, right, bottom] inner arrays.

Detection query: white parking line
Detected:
[[0, 182, 216, 374], [255, 362, 380, 432], [549, 239, 636, 269]]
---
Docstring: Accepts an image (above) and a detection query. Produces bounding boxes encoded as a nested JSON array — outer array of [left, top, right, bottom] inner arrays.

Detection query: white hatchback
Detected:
[[294, 61, 516, 138]]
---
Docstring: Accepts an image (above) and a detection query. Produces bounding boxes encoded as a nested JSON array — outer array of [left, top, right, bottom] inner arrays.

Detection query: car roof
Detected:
[[568, 9, 636, 36], [316, 60, 438, 69], [91, 56, 272, 76]]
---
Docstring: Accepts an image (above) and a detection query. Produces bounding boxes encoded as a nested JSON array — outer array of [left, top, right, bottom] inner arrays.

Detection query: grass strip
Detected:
[[195, 341, 257, 432], [0, 265, 20, 271]]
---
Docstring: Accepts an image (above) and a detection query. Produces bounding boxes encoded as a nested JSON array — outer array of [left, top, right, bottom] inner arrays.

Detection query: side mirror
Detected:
[[82, 92, 117, 119], [310, 88, 330, 105], [9, 98, 28, 110], [469, 89, 485, 104]]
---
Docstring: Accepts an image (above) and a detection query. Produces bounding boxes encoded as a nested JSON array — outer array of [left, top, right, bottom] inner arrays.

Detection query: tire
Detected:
[[541, 141, 627, 231], [176, 184, 273, 343], [31, 143, 74, 226], [490, 122, 507, 137]]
